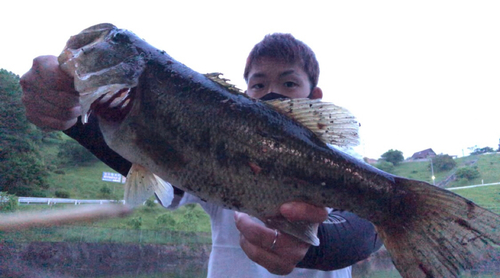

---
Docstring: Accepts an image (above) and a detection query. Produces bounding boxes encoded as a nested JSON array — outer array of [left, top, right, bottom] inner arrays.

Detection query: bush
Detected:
[[53, 169, 65, 175], [98, 185, 112, 199], [375, 160, 395, 173], [145, 199, 157, 208], [431, 154, 456, 172], [178, 204, 207, 230], [55, 190, 70, 198], [0, 192, 18, 212], [156, 213, 176, 228], [127, 217, 142, 229], [455, 167, 480, 181]]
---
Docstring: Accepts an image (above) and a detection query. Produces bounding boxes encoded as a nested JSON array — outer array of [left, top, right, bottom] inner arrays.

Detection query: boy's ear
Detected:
[[310, 87, 323, 100]]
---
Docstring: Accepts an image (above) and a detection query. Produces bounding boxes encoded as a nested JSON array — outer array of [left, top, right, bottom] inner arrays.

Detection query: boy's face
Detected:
[[246, 58, 319, 100]]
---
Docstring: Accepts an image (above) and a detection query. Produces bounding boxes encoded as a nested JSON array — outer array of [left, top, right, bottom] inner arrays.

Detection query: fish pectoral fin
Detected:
[[264, 98, 360, 147], [152, 175, 174, 208], [265, 216, 320, 246], [124, 164, 173, 207]]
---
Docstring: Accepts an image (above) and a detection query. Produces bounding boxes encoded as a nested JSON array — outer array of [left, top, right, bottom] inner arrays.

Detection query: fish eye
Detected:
[[111, 32, 131, 44]]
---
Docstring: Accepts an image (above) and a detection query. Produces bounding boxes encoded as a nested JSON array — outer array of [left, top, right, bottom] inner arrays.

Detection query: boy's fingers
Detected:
[[239, 235, 296, 275], [235, 212, 278, 249], [280, 202, 328, 223], [234, 212, 310, 275], [28, 55, 74, 91]]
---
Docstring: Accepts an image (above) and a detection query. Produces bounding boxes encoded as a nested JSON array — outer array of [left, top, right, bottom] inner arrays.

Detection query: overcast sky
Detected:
[[2, 0, 499, 159]]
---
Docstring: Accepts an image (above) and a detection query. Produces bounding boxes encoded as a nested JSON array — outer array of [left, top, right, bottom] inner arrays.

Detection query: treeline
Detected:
[[0, 69, 98, 197], [0, 69, 48, 196]]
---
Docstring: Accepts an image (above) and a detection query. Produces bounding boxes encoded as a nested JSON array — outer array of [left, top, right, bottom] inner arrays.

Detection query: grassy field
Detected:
[[452, 185, 500, 214]]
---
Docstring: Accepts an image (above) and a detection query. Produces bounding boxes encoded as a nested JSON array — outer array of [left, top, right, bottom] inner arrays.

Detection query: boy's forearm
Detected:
[[63, 115, 132, 176], [296, 210, 382, 270]]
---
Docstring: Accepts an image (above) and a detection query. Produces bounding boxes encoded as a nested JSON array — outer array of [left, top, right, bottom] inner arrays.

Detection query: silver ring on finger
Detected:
[[270, 229, 279, 250]]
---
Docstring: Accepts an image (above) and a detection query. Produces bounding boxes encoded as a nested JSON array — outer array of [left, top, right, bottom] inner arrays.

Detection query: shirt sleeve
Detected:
[[296, 209, 383, 271]]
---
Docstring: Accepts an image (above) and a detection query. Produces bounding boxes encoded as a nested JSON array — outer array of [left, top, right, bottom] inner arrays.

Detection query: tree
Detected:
[[430, 154, 456, 172], [471, 147, 495, 155], [380, 149, 404, 165], [0, 69, 48, 196]]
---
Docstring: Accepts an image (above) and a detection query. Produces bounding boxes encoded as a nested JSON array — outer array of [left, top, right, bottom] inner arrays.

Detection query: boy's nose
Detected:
[[266, 84, 278, 95]]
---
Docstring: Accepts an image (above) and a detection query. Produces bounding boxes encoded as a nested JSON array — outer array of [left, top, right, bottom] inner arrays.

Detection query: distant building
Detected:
[[410, 148, 436, 160], [364, 157, 378, 165]]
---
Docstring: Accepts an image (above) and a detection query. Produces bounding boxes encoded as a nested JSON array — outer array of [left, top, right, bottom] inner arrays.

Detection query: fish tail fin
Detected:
[[377, 178, 500, 278]]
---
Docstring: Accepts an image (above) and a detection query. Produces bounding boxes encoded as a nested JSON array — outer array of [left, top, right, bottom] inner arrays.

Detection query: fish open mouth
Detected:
[[91, 87, 136, 123], [58, 23, 146, 123]]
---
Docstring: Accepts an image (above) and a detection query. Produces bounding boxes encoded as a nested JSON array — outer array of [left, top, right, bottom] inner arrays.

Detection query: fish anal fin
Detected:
[[264, 98, 360, 147], [124, 164, 174, 208], [264, 216, 320, 246]]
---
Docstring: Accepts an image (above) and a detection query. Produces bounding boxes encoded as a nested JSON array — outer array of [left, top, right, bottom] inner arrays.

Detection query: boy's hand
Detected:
[[234, 202, 328, 275], [20, 55, 80, 131]]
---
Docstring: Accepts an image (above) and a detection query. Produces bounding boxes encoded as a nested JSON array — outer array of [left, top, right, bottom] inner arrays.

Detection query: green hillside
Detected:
[[390, 153, 500, 188], [377, 153, 500, 213]]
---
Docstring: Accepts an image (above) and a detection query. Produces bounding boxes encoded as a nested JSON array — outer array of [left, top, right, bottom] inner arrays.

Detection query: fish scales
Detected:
[[116, 58, 400, 219], [57, 23, 500, 278]]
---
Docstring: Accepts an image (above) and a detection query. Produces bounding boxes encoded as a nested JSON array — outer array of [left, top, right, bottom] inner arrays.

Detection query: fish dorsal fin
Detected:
[[204, 72, 243, 95], [265, 98, 360, 147], [124, 164, 174, 207]]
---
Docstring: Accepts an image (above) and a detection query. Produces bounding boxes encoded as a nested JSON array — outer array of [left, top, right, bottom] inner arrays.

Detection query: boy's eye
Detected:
[[251, 83, 264, 90], [284, 81, 297, 88]]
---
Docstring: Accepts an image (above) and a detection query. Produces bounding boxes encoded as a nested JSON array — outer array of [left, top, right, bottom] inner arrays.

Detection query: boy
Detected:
[[21, 33, 381, 277]]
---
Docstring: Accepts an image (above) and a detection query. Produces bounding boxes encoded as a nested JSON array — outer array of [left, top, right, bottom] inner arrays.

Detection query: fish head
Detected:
[[58, 23, 146, 123]]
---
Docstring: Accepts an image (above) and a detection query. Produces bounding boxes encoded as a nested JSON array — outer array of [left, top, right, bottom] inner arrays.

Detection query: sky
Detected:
[[2, 0, 499, 159]]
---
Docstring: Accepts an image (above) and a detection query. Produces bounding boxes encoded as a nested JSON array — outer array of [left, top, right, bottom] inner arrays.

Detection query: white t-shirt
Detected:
[[172, 193, 352, 278]]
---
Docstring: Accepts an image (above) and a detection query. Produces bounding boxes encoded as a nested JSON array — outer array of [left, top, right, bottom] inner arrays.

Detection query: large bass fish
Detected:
[[58, 23, 499, 278]]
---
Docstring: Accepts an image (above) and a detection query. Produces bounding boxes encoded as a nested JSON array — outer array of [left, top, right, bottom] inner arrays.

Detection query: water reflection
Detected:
[[2, 243, 499, 277]]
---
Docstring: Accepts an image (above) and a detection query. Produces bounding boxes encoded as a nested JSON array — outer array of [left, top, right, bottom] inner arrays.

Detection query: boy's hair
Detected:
[[244, 33, 320, 90]]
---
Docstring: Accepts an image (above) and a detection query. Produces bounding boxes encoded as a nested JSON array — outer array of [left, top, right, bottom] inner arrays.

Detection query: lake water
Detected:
[[2, 242, 498, 277]]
